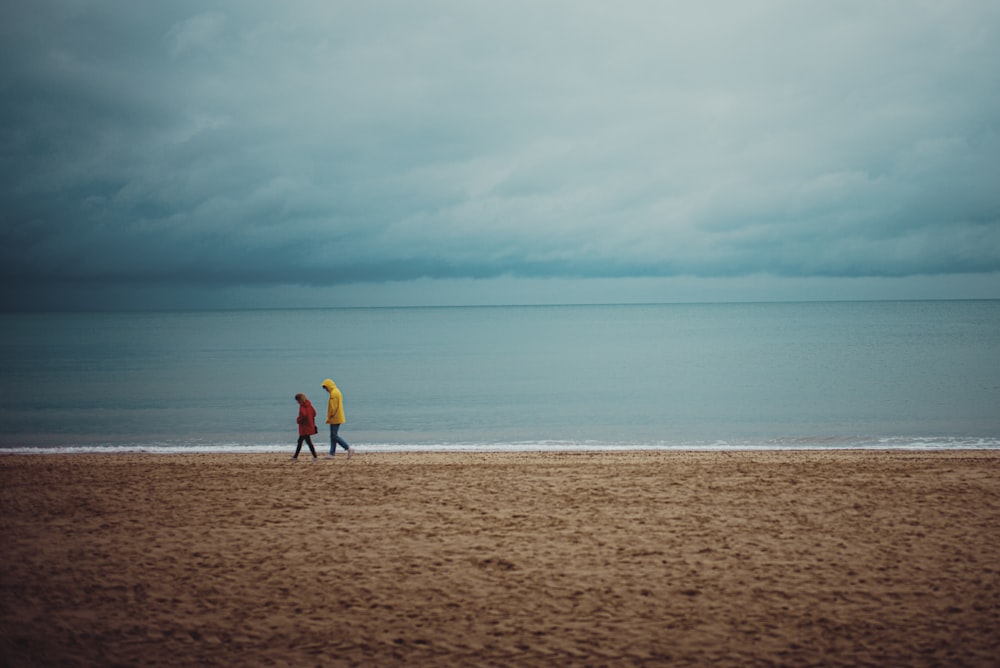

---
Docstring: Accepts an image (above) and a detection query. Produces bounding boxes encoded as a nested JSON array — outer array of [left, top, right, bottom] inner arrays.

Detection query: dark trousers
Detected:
[[294, 435, 317, 458]]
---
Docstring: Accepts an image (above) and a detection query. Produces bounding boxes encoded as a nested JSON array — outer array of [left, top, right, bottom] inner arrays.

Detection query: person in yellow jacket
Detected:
[[321, 378, 354, 459]]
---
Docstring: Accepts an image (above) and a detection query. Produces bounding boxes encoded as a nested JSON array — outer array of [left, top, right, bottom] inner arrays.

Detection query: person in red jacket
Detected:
[[292, 393, 318, 461]]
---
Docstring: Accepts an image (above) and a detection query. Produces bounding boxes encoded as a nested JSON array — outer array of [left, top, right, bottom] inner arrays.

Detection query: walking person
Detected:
[[322, 378, 354, 459], [291, 393, 319, 461]]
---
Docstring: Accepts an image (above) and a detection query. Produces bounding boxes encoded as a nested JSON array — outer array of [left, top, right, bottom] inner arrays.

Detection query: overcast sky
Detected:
[[2, 1, 999, 309]]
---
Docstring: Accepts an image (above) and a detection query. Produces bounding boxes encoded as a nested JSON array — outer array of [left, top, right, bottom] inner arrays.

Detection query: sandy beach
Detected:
[[1, 450, 998, 666]]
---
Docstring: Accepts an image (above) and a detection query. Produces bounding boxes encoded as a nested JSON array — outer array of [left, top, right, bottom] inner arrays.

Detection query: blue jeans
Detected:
[[329, 424, 350, 455]]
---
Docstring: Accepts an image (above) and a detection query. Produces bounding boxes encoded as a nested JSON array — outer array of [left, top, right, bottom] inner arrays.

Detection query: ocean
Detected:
[[1, 301, 999, 453]]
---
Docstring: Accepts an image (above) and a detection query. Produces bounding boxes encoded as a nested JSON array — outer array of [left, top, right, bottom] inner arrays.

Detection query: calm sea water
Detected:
[[1, 301, 998, 453]]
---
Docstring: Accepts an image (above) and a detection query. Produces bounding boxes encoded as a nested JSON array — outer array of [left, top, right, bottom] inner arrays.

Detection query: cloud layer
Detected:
[[2, 1, 999, 305]]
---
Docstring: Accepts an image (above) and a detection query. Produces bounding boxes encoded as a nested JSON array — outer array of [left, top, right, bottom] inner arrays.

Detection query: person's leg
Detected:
[[304, 435, 317, 458], [293, 436, 305, 459], [329, 424, 351, 455], [332, 424, 353, 457], [334, 435, 350, 451]]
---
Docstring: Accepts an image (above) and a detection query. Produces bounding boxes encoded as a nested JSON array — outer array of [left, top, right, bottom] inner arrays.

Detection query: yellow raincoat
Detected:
[[321, 378, 345, 425]]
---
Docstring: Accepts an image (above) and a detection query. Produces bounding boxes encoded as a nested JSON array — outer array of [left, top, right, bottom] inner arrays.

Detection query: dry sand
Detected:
[[1, 450, 999, 667]]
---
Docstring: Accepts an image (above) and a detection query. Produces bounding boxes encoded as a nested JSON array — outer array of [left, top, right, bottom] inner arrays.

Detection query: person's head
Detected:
[[321, 378, 336, 394], [294, 393, 307, 404]]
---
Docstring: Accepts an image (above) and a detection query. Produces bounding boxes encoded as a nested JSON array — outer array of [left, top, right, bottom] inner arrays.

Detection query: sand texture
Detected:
[[2, 450, 999, 666]]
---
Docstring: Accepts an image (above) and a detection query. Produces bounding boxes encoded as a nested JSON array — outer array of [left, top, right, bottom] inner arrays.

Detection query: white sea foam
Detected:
[[4, 435, 999, 455]]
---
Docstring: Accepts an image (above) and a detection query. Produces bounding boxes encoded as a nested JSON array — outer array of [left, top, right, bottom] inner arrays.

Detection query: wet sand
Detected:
[[1, 450, 999, 666]]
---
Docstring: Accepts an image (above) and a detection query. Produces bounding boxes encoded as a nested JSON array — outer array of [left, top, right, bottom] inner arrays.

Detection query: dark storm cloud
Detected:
[[2, 0, 999, 306]]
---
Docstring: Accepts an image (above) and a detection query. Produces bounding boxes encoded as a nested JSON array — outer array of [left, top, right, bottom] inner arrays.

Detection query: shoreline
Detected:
[[3, 450, 999, 666], [4, 440, 1000, 455]]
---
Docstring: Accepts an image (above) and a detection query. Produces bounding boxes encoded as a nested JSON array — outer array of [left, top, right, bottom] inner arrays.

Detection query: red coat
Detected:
[[297, 400, 318, 436]]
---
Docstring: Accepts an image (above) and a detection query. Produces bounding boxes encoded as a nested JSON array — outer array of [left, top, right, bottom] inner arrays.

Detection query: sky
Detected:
[[1, 0, 999, 310]]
